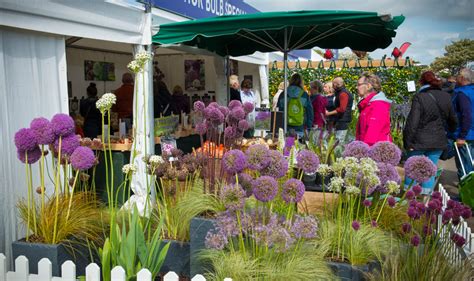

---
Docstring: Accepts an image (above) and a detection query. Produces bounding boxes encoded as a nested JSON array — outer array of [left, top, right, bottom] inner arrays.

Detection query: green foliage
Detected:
[[201, 241, 336, 281], [99, 208, 170, 281], [307, 130, 340, 164], [431, 39, 474, 72]]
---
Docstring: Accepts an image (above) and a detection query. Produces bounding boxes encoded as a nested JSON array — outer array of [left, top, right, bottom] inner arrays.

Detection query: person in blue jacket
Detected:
[[450, 68, 474, 179]]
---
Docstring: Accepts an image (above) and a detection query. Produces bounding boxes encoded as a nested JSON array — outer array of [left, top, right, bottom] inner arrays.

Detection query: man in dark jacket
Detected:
[[326, 77, 353, 143], [450, 68, 474, 179]]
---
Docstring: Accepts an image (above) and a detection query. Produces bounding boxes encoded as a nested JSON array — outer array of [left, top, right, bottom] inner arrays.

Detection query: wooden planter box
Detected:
[[298, 191, 338, 215]]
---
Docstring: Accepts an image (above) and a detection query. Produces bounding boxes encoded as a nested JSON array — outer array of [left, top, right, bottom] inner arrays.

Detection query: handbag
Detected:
[[427, 92, 454, 160]]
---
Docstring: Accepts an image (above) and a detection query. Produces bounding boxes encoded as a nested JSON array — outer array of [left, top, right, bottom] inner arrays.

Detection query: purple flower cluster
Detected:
[[290, 215, 318, 239], [411, 235, 421, 247], [243, 102, 254, 114], [222, 149, 247, 175], [388, 196, 396, 207], [404, 156, 437, 184], [70, 146, 95, 170], [283, 137, 295, 157], [30, 117, 55, 145], [343, 141, 369, 159], [252, 176, 278, 202], [220, 184, 246, 211], [451, 233, 466, 247], [245, 144, 271, 171], [376, 163, 401, 186], [205, 230, 228, 250], [231, 173, 254, 197], [14, 128, 38, 151], [260, 150, 288, 178], [50, 113, 75, 137], [194, 101, 205, 112], [368, 141, 402, 166], [281, 179, 305, 203], [352, 220, 360, 231], [54, 134, 80, 156], [17, 147, 42, 164], [443, 199, 472, 225], [296, 149, 320, 174]]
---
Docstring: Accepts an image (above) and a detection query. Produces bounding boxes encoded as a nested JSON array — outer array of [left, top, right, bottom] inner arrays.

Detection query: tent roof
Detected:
[[153, 10, 405, 57]]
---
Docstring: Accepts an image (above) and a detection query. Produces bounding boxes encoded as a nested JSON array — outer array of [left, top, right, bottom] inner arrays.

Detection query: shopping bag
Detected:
[[455, 143, 474, 208]]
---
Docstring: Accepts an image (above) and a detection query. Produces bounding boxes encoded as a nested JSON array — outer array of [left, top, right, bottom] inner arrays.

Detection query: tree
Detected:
[[431, 39, 474, 72]]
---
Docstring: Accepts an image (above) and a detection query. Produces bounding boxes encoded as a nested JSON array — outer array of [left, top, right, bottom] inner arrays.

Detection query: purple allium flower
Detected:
[[220, 184, 245, 211], [404, 156, 437, 184], [431, 191, 442, 201], [14, 128, 38, 151], [50, 113, 75, 137], [54, 134, 80, 156], [70, 146, 95, 170], [443, 209, 454, 223], [238, 119, 249, 131], [205, 230, 228, 250], [296, 149, 320, 174], [243, 102, 254, 114], [30, 118, 55, 145], [230, 107, 246, 121], [282, 179, 305, 203], [451, 233, 466, 247], [423, 224, 433, 236], [427, 199, 442, 215], [17, 146, 42, 164], [232, 173, 254, 197], [447, 199, 457, 210], [409, 199, 418, 208], [368, 141, 402, 166], [193, 101, 205, 112], [407, 207, 418, 219], [402, 222, 412, 233], [260, 150, 288, 178], [388, 196, 396, 207], [416, 202, 426, 214], [376, 163, 401, 186], [215, 211, 240, 237], [218, 106, 230, 117], [222, 149, 247, 174], [412, 185, 422, 196], [343, 141, 370, 159], [363, 199, 372, 207], [352, 220, 360, 231], [371, 220, 378, 228], [411, 235, 420, 247], [228, 100, 242, 110], [245, 144, 271, 171], [291, 215, 318, 239], [204, 107, 225, 125], [461, 206, 472, 219], [405, 190, 415, 200], [283, 137, 295, 157], [224, 126, 237, 140], [252, 176, 278, 202], [208, 102, 219, 108], [269, 226, 295, 252], [196, 121, 209, 135]]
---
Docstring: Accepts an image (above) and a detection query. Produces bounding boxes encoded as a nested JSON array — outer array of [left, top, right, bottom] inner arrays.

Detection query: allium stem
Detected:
[[25, 154, 31, 241], [65, 170, 80, 221], [376, 195, 390, 222], [27, 161, 37, 235], [52, 136, 62, 244], [39, 145, 46, 217]]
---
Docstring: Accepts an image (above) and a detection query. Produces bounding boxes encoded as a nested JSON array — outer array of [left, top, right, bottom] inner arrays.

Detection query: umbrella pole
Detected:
[[283, 28, 288, 135], [225, 56, 230, 104]]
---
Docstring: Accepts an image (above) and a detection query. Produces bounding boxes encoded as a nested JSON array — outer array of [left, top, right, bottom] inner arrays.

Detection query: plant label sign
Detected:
[[407, 81, 416, 92], [154, 116, 179, 137]]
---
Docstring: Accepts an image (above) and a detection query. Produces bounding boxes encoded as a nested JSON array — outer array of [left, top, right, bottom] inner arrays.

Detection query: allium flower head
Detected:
[[30, 118, 55, 145], [431, 191, 442, 201], [238, 119, 249, 131], [269, 226, 294, 252], [243, 102, 254, 113], [219, 106, 229, 117], [369, 141, 402, 165], [134, 51, 152, 64], [204, 106, 225, 125], [404, 156, 437, 184], [14, 128, 38, 151], [205, 231, 228, 250], [224, 126, 237, 140], [253, 176, 278, 202], [402, 222, 412, 233], [96, 93, 116, 113], [352, 220, 360, 231], [386, 181, 400, 194], [260, 150, 288, 178], [387, 196, 396, 207], [232, 173, 254, 197], [54, 134, 80, 156], [127, 60, 141, 73], [216, 211, 240, 237], [194, 101, 205, 112], [376, 163, 401, 186], [405, 190, 415, 200], [407, 206, 418, 219], [345, 185, 361, 195], [195, 121, 208, 135], [282, 179, 305, 203], [451, 233, 466, 247], [228, 100, 242, 110], [343, 141, 370, 159], [222, 149, 247, 174], [296, 149, 320, 174], [245, 144, 271, 171], [412, 185, 422, 195], [230, 107, 245, 120], [149, 155, 164, 165], [371, 220, 378, 227], [363, 199, 372, 207], [291, 215, 318, 239], [461, 206, 472, 219], [411, 235, 420, 247], [50, 114, 75, 137], [442, 209, 454, 223], [122, 164, 137, 175], [70, 146, 95, 170], [328, 177, 344, 192], [17, 147, 42, 164], [317, 164, 332, 176], [220, 184, 246, 211]]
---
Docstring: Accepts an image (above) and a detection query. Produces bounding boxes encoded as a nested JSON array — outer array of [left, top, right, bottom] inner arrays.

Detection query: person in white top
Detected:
[[240, 79, 256, 138], [272, 81, 285, 111]]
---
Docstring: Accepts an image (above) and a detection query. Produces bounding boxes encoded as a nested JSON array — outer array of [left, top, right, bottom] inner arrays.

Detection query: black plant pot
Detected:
[[160, 240, 190, 277], [190, 217, 217, 277], [305, 173, 333, 192], [328, 261, 380, 281], [12, 239, 91, 276]]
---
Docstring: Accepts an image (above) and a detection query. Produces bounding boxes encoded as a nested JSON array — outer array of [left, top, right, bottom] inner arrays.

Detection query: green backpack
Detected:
[[288, 89, 305, 126]]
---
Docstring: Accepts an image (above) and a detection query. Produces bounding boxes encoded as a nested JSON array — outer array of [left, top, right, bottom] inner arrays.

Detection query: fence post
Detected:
[[111, 266, 126, 281], [37, 258, 52, 281], [86, 263, 100, 281], [223, 278, 233, 281], [14, 256, 29, 280], [136, 269, 152, 281], [0, 254, 5, 281], [191, 274, 206, 281], [163, 271, 179, 281], [61, 260, 76, 281]]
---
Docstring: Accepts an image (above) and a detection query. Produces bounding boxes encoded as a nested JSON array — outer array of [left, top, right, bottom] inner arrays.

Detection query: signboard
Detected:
[[149, 0, 259, 19], [255, 108, 271, 131], [154, 115, 179, 137]]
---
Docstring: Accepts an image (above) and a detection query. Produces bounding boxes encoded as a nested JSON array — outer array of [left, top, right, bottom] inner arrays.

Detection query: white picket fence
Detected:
[[0, 254, 232, 281], [438, 184, 473, 265]]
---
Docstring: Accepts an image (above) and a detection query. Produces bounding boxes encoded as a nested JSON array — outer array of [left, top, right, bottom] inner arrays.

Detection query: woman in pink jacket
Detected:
[[356, 73, 392, 146]]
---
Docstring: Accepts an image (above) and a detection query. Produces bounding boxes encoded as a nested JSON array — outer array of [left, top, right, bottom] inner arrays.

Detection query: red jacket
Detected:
[[311, 94, 328, 128], [356, 91, 392, 146]]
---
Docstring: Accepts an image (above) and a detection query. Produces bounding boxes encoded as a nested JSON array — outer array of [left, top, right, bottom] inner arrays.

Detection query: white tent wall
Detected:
[[0, 27, 68, 262], [66, 48, 133, 99]]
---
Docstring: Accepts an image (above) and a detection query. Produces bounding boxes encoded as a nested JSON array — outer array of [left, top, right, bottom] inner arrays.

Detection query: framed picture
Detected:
[[230, 59, 239, 75], [84, 60, 115, 81], [184, 59, 205, 91]]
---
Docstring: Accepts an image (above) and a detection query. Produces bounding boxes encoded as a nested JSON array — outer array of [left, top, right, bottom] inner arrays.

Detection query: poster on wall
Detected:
[[230, 59, 239, 75], [184, 59, 205, 91], [84, 60, 115, 81]]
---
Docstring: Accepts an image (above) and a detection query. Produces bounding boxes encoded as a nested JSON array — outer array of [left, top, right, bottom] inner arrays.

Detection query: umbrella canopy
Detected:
[[152, 10, 405, 56]]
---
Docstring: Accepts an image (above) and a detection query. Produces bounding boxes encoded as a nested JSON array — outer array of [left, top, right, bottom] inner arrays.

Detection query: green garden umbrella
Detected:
[[153, 10, 405, 132]]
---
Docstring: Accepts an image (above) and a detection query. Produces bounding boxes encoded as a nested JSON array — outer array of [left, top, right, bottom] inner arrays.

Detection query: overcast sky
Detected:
[[245, 0, 474, 65]]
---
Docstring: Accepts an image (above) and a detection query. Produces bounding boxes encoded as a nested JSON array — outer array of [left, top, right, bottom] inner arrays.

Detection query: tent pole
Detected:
[[283, 28, 288, 134], [225, 56, 230, 104]]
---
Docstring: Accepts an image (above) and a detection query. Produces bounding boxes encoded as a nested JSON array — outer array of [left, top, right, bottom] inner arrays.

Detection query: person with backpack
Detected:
[[403, 71, 457, 194], [356, 73, 392, 146], [278, 73, 313, 138]]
